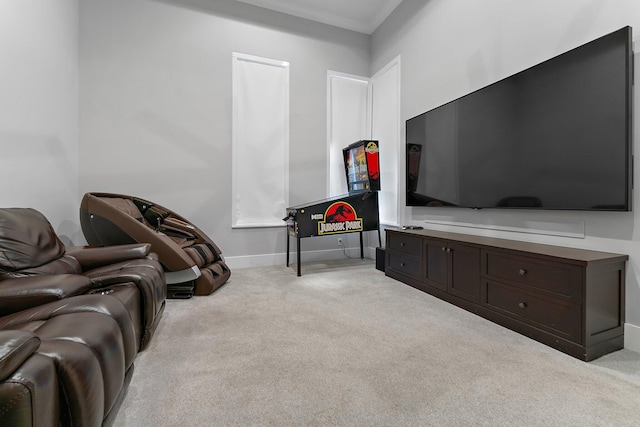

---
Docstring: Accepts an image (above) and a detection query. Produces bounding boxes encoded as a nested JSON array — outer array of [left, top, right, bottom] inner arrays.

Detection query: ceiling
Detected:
[[234, 0, 404, 34]]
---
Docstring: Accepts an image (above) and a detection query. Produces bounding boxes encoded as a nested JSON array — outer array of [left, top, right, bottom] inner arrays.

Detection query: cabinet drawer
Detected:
[[485, 281, 581, 343], [484, 252, 581, 300], [387, 252, 422, 281], [388, 233, 422, 256]]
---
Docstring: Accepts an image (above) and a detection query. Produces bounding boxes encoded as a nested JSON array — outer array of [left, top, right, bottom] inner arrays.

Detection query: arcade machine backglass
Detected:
[[343, 139, 380, 192], [285, 140, 381, 276]]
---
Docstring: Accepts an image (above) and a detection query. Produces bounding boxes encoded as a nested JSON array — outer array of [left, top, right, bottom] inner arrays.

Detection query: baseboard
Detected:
[[225, 247, 376, 269], [624, 323, 640, 353]]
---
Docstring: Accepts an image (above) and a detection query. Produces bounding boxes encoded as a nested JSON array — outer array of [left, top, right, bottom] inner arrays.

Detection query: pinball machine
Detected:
[[284, 140, 381, 276]]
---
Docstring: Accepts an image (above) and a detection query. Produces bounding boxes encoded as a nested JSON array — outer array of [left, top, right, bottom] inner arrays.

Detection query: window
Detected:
[[326, 56, 401, 226], [326, 71, 369, 197], [232, 53, 289, 228]]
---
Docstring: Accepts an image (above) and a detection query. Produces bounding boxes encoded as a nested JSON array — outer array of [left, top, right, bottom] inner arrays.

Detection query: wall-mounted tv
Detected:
[[406, 26, 633, 211]]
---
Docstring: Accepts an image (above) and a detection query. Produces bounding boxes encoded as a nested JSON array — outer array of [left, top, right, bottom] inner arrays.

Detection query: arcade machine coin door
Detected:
[[285, 140, 382, 276]]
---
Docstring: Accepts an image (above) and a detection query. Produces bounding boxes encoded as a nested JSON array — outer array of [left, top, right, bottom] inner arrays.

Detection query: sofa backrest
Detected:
[[0, 208, 66, 272]]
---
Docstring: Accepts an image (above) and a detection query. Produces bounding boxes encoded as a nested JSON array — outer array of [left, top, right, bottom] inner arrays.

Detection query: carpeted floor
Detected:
[[113, 259, 640, 426]]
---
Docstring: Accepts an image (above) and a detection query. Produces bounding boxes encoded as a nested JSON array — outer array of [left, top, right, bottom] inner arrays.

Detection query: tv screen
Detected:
[[406, 26, 633, 211]]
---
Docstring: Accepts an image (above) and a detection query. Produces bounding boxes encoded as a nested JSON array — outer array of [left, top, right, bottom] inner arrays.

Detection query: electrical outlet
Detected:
[[337, 238, 343, 246]]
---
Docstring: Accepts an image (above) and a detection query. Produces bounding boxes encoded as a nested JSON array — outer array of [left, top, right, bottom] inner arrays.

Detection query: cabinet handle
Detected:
[[442, 247, 452, 252], [400, 262, 406, 267], [400, 242, 406, 247], [518, 302, 527, 309], [518, 269, 527, 276]]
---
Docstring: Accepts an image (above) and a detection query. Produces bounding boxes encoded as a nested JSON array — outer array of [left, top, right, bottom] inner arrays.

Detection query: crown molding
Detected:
[[235, 0, 402, 34]]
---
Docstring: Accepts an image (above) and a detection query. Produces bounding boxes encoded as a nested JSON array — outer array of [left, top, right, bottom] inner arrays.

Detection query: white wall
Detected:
[[371, 0, 640, 346], [78, 0, 370, 266], [0, 0, 80, 244]]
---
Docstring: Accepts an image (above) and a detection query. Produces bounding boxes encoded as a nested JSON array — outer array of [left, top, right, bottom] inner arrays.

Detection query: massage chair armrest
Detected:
[[0, 274, 95, 317], [66, 243, 152, 271], [158, 218, 197, 239], [0, 330, 40, 381], [162, 217, 194, 231]]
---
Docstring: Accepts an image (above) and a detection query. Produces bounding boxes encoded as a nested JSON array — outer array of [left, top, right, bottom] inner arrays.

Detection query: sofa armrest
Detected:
[[66, 243, 151, 271], [0, 274, 94, 317], [0, 330, 40, 381]]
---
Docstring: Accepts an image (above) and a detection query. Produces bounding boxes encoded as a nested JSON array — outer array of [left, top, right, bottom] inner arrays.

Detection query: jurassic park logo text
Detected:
[[317, 201, 363, 235]]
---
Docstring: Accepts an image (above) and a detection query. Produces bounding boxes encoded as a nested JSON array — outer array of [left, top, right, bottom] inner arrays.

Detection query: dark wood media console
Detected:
[[385, 229, 627, 361]]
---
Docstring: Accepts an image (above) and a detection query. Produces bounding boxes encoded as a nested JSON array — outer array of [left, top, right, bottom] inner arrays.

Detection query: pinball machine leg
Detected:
[[286, 233, 290, 267], [360, 231, 364, 259], [297, 235, 302, 277]]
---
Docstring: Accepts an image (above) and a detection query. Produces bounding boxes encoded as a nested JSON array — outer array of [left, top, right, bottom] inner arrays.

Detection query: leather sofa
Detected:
[[0, 291, 139, 426], [0, 207, 167, 426], [80, 192, 231, 297], [0, 207, 166, 349]]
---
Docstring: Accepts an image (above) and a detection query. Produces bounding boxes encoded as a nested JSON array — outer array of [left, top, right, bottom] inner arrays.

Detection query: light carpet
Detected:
[[113, 259, 640, 426]]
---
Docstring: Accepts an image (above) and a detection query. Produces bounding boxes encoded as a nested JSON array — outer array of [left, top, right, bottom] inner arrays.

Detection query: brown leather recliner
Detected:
[[1, 330, 60, 427], [80, 192, 231, 297], [0, 290, 140, 426], [0, 207, 167, 426], [0, 207, 166, 350]]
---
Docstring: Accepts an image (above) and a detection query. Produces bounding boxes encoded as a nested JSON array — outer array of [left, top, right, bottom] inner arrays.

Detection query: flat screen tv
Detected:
[[406, 26, 633, 211]]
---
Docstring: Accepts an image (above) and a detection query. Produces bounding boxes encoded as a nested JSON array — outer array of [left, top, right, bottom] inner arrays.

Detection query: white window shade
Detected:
[[326, 60, 401, 227], [232, 53, 289, 228], [371, 57, 401, 227], [327, 72, 369, 197]]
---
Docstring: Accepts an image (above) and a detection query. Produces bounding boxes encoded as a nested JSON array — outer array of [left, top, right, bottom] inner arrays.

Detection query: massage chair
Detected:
[[0, 207, 167, 425], [80, 192, 231, 298]]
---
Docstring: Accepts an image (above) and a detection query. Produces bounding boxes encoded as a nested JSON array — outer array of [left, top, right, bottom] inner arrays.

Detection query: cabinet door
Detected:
[[449, 243, 481, 303], [424, 238, 448, 291], [425, 239, 481, 301]]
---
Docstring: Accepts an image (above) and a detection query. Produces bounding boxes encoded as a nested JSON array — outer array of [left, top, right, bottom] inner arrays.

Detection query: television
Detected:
[[406, 26, 633, 211], [343, 140, 381, 193]]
